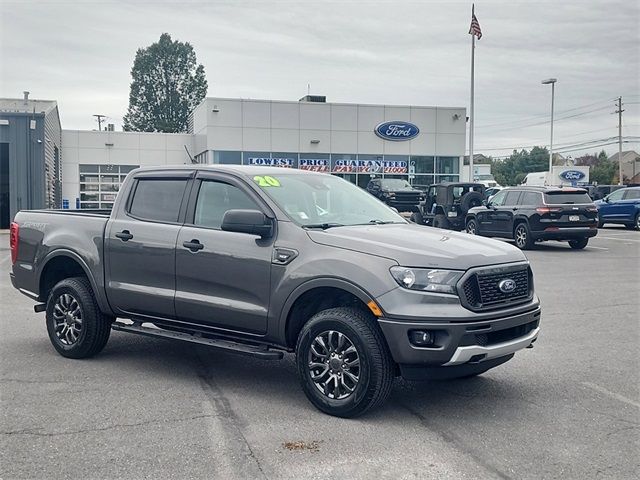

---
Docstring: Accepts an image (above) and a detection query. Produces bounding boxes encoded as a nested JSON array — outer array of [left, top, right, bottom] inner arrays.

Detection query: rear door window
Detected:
[[520, 192, 541, 206], [544, 191, 592, 204], [128, 179, 188, 222], [624, 189, 640, 200]]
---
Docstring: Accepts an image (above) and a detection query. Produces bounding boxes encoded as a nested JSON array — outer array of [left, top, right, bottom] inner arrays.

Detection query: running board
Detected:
[[111, 322, 284, 360]]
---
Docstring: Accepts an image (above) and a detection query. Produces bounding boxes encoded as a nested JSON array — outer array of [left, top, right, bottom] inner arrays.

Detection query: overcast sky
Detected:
[[1, 0, 638, 158]]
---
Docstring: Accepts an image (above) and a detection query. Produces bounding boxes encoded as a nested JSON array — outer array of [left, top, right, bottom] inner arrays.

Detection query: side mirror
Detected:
[[221, 209, 273, 238], [603, 196, 610, 203], [482, 200, 488, 206]]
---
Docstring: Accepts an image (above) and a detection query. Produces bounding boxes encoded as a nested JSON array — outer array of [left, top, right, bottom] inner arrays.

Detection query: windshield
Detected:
[[252, 173, 406, 227], [380, 179, 412, 189]]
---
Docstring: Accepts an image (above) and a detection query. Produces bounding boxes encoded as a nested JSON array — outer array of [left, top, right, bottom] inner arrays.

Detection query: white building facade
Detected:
[[61, 96, 467, 209]]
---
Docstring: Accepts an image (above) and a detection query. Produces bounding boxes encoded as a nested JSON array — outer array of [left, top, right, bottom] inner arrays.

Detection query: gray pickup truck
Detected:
[[9, 166, 541, 417]]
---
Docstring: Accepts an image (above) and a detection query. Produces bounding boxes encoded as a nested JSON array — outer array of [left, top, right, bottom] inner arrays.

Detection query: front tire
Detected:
[[410, 211, 424, 225], [514, 223, 535, 250], [569, 238, 589, 249], [295, 307, 394, 418], [46, 277, 112, 359]]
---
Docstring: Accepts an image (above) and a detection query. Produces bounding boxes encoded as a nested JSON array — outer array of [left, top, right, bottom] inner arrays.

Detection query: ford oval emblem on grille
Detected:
[[498, 279, 516, 293]]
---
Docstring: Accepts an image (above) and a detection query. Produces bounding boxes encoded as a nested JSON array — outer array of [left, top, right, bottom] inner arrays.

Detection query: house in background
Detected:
[[609, 150, 640, 184]]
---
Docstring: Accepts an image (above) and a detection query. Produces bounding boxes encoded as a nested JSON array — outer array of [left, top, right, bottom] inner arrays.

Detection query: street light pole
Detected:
[[541, 78, 557, 172]]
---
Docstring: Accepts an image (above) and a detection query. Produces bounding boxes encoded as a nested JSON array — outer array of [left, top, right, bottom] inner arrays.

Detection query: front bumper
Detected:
[[378, 305, 541, 370]]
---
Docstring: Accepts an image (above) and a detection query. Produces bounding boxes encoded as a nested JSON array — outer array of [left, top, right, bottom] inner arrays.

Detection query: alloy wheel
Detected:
[[515, 226, 527, 248], [308, 330, 361, 400], [52, 293, 83, 345], [467, 221, 477, 235]]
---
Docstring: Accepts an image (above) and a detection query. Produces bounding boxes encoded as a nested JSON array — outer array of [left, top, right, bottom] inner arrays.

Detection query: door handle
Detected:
[[512, 207, 518, 211], [183, 239, 204, 252], [115, 230, 133, 241]]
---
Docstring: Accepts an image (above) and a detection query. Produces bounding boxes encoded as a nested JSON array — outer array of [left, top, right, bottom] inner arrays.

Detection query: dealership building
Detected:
[[1, 94, 466, 223]]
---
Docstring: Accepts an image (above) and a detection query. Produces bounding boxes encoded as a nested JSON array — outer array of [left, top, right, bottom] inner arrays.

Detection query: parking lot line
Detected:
[[582, 382, 640, 409], [593, 236, 640, 243], [0, 255, 10, 266], [586, 246, 609, 251]]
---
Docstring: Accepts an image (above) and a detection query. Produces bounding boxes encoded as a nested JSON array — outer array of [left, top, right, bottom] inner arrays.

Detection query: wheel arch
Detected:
[[279, 278, 382, 349], [38, 250, 113, 315]]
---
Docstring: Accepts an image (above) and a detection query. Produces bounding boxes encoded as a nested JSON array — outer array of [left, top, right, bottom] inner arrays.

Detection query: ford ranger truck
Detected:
[[9, 166, 541, 418]]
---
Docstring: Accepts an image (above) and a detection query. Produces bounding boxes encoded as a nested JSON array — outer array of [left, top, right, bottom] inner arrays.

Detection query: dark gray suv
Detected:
[[10, 166, 541, 417]]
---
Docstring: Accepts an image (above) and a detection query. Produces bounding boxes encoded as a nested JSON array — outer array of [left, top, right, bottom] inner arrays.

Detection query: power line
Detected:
[[475, 105, 612, 134], [475, 98, 616, 130]]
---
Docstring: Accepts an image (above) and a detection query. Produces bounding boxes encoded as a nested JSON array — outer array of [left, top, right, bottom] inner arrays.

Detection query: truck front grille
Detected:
[[460, 265, 533, 312]]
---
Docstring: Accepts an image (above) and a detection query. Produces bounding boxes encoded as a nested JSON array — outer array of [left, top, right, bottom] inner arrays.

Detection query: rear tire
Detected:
[[46, 277, 113, 359], [433, 214, 451, 229], [410, 211, 424, 225], [626, 213, 639, 230], [568, 238, 589, 249], [514, 223, 535, 250], [466, 218, 478, 235], [295, 307, 394, 418]]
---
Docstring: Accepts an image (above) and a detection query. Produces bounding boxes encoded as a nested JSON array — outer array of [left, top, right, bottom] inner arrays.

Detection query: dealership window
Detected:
[[410, 156, 435, 174], [272, 152, 299, 169], [412, 175, 435, 188], [299, 153, 328, 172], [214, 151, 241, 165], [79, 164, 137, 210], [330, 154, 356, 183], [435, 175, 458, 183], [436, 157, 460, 175], [243, 152, 271, 165]]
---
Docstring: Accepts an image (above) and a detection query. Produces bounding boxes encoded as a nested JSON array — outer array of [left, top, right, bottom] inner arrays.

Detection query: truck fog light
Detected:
[[409, 330, 434, 347]]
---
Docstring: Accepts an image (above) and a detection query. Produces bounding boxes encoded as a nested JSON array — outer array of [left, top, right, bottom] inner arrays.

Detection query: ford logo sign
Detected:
[[498, 279, 517, 293], [375, 121, 420, 141], [559, 170, 586, 181]]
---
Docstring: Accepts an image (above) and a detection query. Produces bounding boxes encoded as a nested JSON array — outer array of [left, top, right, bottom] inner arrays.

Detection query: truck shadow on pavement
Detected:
[[99, 331, 529, 421]]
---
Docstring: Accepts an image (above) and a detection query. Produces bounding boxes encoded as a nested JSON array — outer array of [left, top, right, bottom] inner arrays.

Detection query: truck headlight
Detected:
[[389, 267, 463, 294]]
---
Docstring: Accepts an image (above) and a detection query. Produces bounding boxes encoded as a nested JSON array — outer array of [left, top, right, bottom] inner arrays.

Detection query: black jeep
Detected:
[[366, 178, 424, 212], [411, 182, 485, 231]]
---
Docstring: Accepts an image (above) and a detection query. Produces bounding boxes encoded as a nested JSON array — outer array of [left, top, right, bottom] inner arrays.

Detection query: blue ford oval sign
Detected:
[[559, 170, 586, 182], [498, 279, 516, 293], [375, 121, 420, 141]]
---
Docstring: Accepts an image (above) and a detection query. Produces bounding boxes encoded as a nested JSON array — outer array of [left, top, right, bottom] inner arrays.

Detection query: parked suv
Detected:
[[595, 186, 640, 229], [465, 186, 598, 249], [366, 178, 424, 212], [10, 167, 541, 418], [411, 182, 485, 231]]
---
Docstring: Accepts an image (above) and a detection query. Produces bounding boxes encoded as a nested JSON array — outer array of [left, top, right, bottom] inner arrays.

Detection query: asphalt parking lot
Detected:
[[1, 229, 638, 480]]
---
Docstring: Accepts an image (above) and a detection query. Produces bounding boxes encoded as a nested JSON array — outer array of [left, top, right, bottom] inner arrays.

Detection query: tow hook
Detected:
[[526, 342, 534, 349]]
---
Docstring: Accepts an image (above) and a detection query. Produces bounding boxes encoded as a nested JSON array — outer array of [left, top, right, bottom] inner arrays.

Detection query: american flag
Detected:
[[469, 9, 482, 39]]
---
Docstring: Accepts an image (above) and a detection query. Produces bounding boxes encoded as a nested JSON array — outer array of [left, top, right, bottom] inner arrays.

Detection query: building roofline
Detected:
[[199, 96, 466, 110]]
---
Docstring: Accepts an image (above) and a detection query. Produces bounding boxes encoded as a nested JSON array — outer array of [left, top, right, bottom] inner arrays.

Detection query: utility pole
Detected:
[[93, 114, 106, 131], [615, 97, 624, 185]]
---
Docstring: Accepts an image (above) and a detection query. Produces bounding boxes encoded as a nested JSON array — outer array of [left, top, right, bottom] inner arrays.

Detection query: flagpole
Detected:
[[469, 4, 475, 183]]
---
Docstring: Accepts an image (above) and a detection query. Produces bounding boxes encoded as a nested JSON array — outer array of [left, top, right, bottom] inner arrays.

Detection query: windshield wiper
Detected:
[[302, 222, 345, 230], [366, 219, 403, 225]]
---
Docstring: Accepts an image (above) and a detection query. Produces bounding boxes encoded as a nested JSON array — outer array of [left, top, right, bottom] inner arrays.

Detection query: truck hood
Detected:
[[307, 224, 526, 270]]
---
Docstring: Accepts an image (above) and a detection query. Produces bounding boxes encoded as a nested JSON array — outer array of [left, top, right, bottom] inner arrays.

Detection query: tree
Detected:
[[491, 146, 549, 186], [576, 150, 616, 185], [123, 33, 208, 133]]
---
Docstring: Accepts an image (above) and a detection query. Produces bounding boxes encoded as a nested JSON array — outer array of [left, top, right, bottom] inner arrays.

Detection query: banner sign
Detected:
[[332, 160, 407, 174], [248, 157, 294, 168], [299, 158, 329, 172]]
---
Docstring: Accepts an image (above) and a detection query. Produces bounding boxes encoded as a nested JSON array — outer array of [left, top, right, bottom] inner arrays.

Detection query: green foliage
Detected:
[[491, 146, 549, 186], [575, 150, 617, 185], [123, 33, 208, 133]]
